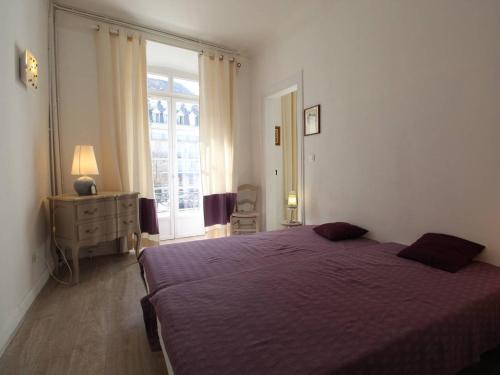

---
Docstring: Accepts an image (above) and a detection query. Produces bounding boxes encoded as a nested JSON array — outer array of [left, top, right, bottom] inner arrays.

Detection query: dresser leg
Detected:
[[118, 236, 127, 254], [50, 239, 60, 275], [71, 246, 80, 284], [134, 231, 142, 258]]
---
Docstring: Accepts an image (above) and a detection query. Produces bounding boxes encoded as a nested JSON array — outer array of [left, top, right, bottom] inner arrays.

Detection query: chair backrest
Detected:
[[236, 184, 258, 212]]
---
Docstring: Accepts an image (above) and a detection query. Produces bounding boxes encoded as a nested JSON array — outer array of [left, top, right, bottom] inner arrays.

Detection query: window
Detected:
[[176, 102, 199, 127], [147, 72, 201, 213], [147, 74, 169, 92], [173, 77, 199, 96], [175, 100, 201, 211]]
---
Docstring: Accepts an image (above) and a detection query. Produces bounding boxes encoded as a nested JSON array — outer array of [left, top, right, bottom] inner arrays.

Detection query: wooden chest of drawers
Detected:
[[48, 192, 141, 283]]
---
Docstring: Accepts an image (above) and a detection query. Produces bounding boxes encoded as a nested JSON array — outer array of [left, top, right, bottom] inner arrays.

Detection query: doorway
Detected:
[[263, 73, 304, 231], [146, 41, 204, 240]]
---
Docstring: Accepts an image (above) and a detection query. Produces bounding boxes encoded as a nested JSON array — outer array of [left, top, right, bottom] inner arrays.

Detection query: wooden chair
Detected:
[[230, 184, 260, 235]]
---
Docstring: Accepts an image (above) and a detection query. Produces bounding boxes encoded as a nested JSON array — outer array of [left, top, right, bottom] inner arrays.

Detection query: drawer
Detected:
[[77, 200, 115, 221], [78, 219, 116, 241], [117, 197, 138, 216], [118, 214, 138, 234]]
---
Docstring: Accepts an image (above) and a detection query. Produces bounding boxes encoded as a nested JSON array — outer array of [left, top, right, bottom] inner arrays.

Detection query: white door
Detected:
[[264, 97, 284, 231], [149, 95, 175, 240], [172, 99, 204, 238], [264, 88, 302, 231], [147, 74, 204, 240]]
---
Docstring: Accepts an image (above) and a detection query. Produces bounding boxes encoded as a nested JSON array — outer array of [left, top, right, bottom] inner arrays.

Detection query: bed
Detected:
[[140, 228, 500, 375], [139, 226, 377, 350], [139, 226, 377, 295]]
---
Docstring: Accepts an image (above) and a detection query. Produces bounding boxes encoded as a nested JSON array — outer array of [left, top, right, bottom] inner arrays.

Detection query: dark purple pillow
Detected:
[[313, 222, 368, 241], [397, 233, 484, 273]]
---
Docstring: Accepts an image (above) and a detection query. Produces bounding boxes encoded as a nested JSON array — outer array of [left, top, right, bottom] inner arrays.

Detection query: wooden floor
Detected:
[[1, 247, 500, 375], [0, 252, 166, 375]]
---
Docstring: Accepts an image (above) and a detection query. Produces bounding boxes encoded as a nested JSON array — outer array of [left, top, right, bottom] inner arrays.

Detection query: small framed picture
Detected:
[[274, 126, 281, 146], [304, 105, 320, 136]]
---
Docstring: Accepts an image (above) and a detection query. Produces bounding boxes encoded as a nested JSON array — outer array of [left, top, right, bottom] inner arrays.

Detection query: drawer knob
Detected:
[[122, 203, 133, 208], [85, 227, 99, 234], [84, 208, 98, 215], [122, 219, 134, 225]]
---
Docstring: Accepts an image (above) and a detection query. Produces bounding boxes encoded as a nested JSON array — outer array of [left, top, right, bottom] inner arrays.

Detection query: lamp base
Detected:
[[288, 206, 297, 223], [74, 176, 96, 196]]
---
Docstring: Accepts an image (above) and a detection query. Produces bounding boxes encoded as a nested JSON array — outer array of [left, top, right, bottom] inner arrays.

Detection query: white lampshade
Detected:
[[71, 145, 99, 176], [287, 191, 297, 208]]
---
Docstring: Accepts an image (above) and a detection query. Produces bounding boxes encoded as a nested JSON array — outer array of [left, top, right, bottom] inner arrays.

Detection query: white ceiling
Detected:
[[56, 0, 326, 54]]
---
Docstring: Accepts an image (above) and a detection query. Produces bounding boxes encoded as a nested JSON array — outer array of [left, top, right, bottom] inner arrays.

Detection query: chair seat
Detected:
[[231, 211, 259, 218]]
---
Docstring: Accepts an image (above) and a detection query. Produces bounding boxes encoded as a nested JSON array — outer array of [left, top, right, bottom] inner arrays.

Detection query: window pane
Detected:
[[152, 157, 170, 213], [148, 95, 170, 213], [177, 187, 201, 210], [173, 78, 199, 96], [175, 102, 199, 127], [148, 98, 169, 125], [147, 74, 169, 92], [150, 129, 168, 159], [154, 186, 170, 213], [175, 101, 201, 211]]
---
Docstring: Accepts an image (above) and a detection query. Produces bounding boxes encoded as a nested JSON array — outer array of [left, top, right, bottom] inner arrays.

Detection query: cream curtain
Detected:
[[199, 54, 237, 195], [49, 7, 62, 195], [199, 54, 238, 236], [281, 92, 298, 218], [95, 25, 154, 198]]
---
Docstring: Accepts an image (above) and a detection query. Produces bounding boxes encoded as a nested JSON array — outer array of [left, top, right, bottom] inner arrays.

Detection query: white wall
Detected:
[[56, 13, 102, 195], [0, 0, 50, 354], [250, 0, 500, 264], [235, 56, 253, 186]]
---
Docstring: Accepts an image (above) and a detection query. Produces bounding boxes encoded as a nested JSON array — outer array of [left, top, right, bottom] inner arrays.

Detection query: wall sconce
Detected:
[[19, 49, 38, 89]]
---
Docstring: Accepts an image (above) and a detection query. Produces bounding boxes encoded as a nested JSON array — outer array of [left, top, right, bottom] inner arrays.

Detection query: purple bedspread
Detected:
[[139, 226, 376, 351], [139, 226, 376, 295], [151, 242, 500, 375], [139, 227, 376, 350]]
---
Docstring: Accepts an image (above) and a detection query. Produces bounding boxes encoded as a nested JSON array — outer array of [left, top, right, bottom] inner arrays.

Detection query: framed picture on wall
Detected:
[[304, 105, 320, 136]]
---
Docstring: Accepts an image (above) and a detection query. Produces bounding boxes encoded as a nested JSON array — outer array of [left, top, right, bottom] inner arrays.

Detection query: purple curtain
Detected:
[[203, 193, 237, 227], [139, 198, 159, 235]]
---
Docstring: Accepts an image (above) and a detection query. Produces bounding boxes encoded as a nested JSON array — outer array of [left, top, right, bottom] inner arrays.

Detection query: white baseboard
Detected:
[[0, 267, 50, 357]]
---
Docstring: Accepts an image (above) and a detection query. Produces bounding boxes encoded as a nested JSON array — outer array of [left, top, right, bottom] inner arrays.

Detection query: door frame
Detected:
[[262, 70, 305, 230], [147, 67, 204, 240]]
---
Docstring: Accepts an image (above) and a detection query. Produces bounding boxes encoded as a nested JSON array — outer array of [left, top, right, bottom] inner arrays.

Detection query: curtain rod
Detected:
[[92, 24, 241, 66], [52, 2, 239, 56]]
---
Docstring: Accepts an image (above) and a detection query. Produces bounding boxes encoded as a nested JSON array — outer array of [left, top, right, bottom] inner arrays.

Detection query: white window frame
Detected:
[[147, 66, 199, 100], [148, 95, 171, 215], [147, 67, 202, 238]]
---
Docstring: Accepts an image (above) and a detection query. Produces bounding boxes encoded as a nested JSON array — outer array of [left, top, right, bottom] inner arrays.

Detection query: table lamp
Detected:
[[287, 191, 298, 223], [71, 145, 99, 196]]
